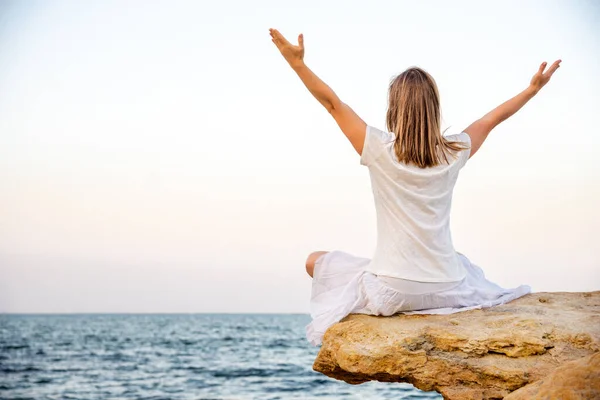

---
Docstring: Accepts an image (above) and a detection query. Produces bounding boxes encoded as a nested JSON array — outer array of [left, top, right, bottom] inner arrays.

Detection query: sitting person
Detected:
[[268, 28, 560, 346]]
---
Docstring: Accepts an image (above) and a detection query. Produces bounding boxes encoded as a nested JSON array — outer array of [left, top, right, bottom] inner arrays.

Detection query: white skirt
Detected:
[[305, 250, 532, 346]]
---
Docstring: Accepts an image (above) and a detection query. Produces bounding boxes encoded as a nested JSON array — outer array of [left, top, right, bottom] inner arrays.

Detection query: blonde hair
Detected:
[[386, 67, 470, 168]]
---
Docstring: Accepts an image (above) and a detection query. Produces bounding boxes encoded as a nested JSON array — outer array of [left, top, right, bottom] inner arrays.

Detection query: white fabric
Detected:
[[305, 125, 532, 347], [377, 275, 462, 294], [360, 125, 471, 282], [305, 250, 532, 346]]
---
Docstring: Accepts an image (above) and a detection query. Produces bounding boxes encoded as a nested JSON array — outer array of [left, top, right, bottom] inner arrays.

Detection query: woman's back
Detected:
[[360, 125, 472, 283]]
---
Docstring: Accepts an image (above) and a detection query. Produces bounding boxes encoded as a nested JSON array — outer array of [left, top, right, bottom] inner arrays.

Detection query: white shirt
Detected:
[[360, 125, 471, 283]]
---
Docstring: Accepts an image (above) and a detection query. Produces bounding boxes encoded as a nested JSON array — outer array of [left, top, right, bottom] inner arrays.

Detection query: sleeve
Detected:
[[360, 125, 392, 167], [456, 131, 472, 169]]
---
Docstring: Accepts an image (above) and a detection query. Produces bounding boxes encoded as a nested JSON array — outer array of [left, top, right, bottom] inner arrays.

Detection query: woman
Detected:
[[269, 28, 561, 347]]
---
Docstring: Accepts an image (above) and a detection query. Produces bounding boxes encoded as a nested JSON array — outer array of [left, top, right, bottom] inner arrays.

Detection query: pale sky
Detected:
[[0, 0, 598, 313]]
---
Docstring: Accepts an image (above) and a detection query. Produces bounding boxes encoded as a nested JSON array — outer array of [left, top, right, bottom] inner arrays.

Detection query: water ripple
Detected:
[[0, 314, 442, 399]]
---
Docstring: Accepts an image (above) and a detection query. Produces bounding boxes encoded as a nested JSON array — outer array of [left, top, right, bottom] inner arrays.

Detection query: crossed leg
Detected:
[[305, 251, 329, 278]]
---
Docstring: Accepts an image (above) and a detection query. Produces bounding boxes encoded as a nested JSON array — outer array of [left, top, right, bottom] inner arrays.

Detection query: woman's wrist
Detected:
[[526, 84, 540, 97], [289, 59, 306, 70]]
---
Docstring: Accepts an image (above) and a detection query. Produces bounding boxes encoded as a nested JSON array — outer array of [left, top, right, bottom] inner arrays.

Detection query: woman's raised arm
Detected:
[[463, 59, 562, 159], [269, 28, 367, 156]]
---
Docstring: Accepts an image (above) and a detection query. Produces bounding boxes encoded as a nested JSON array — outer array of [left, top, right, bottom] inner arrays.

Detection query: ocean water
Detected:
[[0, 314, 442, 400]]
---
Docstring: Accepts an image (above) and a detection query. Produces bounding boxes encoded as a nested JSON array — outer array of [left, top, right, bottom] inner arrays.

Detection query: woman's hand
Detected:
[[529, 59, 562, 93], [269, 28, 304, 68]]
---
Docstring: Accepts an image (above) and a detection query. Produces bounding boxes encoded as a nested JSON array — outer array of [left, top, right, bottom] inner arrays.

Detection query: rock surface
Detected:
[[313, 291, 600, 400], [504, 352, 600, 399]]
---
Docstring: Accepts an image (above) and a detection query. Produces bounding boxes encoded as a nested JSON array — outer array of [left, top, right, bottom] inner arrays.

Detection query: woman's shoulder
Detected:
[[442, 131, 471, 169], [443, 131, 471, 145], [368, 125, 395, 143]]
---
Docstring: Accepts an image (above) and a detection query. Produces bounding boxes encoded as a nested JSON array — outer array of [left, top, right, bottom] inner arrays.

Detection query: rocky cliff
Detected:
[[313, 291, 600, 399]]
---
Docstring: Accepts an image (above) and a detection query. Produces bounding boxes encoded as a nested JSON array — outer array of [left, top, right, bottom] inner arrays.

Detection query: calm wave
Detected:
[[0, 314, 442, 399]]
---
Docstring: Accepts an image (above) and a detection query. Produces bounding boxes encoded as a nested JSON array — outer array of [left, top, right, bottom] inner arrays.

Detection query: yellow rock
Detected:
[[504, 352, 600, 400], [312, 291, 600, 399]]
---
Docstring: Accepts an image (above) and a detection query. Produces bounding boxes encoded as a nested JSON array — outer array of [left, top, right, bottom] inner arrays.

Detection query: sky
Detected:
[[0, 0, 598, 313]]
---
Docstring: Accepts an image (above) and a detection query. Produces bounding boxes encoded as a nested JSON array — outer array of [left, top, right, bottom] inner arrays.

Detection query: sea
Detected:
[[0, 314, 442, 400]]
